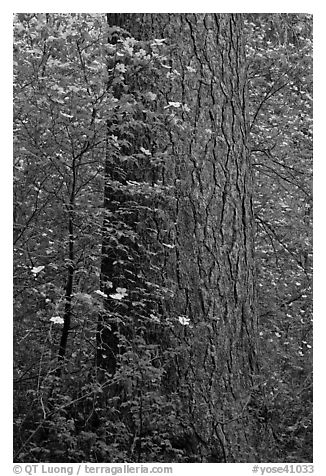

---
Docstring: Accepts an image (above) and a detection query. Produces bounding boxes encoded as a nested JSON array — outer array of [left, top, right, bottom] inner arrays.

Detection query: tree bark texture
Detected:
[[100, 13, 261, 462]]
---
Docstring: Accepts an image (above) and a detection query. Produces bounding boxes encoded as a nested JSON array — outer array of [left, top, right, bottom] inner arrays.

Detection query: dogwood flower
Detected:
[[50, 316, 64, 325]]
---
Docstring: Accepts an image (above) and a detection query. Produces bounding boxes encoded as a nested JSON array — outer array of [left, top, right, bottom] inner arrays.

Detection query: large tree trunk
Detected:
[[99, 13, 261, 462]]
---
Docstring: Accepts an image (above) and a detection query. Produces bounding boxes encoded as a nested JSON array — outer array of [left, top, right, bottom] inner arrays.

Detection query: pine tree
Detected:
[[99, 13, 261, 462]]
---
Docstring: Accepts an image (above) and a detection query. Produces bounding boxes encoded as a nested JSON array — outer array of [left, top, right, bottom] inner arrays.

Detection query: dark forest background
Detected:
[[13, 13, 312, 463]]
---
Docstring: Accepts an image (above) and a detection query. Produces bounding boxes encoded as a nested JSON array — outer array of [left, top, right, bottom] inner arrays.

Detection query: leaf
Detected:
[[95, 290, 107, 298], [31, 265, 45, 275], [151, 38, 166, 46], [146, 92, 157, 101], [150, 313, 160, 322], [116, 287, 127, 294], [162, 243, 175, 249], [140, 147, 151, 156], [164, 101, 182, 109], [75, 293, 93, 305], [60, 112, 74, 118]]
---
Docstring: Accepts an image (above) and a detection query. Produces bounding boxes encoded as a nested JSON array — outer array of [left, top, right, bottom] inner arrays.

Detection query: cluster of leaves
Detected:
[[246, 14, 312, 461], [13, 13, 183, 462], [13, 13, 312, 463]]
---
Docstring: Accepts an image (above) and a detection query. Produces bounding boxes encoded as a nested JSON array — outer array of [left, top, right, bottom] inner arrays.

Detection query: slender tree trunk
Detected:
[[57, 212, 74, 363], [58, 160, 77, 368]]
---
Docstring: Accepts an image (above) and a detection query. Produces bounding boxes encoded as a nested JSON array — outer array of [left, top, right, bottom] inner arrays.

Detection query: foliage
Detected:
[[13, 13, 312, 463], [246, 13, 312, 461]]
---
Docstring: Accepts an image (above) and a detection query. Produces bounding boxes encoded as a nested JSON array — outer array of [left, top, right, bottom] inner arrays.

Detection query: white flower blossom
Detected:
[[116, 63, 126, 73], [110, 287, 128, 300], [50, 316, 64, 325], [178, 315, 190, 326]]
